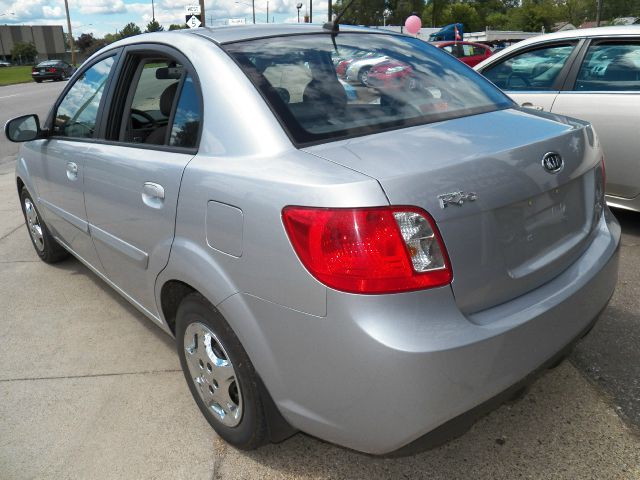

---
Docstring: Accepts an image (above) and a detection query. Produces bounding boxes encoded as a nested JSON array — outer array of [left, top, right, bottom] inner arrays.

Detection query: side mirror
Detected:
[[4, 114, 46, 143]]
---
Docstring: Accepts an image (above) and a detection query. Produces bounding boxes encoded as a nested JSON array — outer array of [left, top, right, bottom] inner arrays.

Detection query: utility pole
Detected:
[[328, 0, 332, 22], [309, 0, 312, 22], [267, 1, 269, 23], [63, 0, 76, 66], [199, 0, 206, 26], [596, 0, 603, 26], [152, 0, 155, 22]]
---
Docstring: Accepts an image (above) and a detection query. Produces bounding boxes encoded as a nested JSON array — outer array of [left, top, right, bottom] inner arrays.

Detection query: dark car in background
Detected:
[[31, 60, 74, 82], [434, 41, 493, 67]]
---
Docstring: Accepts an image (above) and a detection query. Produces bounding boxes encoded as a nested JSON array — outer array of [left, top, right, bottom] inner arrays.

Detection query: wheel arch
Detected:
[[159, 277, 297, 443]]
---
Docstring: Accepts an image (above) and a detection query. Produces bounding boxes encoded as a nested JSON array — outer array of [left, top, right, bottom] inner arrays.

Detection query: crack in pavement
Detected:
[[0, 223, 23, 241], [0, 369, 182, 383]]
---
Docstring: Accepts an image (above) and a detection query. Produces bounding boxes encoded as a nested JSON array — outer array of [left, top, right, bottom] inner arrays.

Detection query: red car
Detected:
[[433, 41, 492, 67], [367, 59, 414, 89]]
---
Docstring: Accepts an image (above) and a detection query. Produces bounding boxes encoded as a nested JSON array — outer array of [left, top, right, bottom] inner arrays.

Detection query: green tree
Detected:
[[168, 23, 188, 30], [145, 19, 164, 32], [76, 33, 95, 53], [120, 22, 142, 38], [440, 3, 482, 32], [333, 0, 387, 26], [11, 42, 38, 64], [103, 33, 120, 44], [387, 0, 426, 24]]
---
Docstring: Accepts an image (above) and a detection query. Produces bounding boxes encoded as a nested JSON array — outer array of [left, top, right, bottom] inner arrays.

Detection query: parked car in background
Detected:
[[345, 54, 389, 85], [6, 24, 619, 456], [0, 60, 11, 67], [475, 26, 640, 212], [31, 60, 74, 82], [434, 41, 493, 67], [367, 59, 415, 89]]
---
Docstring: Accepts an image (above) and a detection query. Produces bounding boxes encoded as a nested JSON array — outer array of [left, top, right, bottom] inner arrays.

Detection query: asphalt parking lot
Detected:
[[1, 81, 639, 479]]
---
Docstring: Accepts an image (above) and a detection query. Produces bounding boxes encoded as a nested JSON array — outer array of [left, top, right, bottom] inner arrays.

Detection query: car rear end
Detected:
[[216, 29, 620, 454], [31, 62, 63, 81]]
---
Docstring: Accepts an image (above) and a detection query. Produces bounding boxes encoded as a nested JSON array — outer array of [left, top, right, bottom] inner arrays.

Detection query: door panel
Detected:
[[83, 57, 202, 315], [32, 140, 103, 267], [552, 93, 640, 198], [32, 54, 117, 270], [83, 145, 194, 314]]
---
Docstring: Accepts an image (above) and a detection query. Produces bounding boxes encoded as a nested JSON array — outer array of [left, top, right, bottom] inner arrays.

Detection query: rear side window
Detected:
[[482, 43, 576, 91], [574, 42, 640, 91], [53, 56, 115, 138], [225, 33, 512, 145], [170, 74, 201, 148]]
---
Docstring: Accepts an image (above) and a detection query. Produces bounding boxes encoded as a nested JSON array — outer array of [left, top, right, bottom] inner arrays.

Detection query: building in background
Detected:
[[0, 25, 66, 63]]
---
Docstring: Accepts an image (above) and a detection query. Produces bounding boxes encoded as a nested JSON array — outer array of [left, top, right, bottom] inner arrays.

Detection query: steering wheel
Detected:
[[506, 72, 531, 89], [130, 108, 157, 127]]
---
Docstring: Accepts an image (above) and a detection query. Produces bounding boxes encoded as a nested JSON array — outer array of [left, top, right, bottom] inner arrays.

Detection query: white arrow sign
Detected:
[[187, 15, 202, 28]]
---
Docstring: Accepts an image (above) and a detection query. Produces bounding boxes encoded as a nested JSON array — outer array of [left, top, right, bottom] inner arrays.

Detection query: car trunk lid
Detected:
[[304, 108, 603, 314]]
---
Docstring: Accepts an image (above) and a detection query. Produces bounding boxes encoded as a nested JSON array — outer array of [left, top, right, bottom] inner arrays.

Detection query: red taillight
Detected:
[[32, 67, 36, 72], [47, 67, 56, 73], [282, 206, 452, 294]]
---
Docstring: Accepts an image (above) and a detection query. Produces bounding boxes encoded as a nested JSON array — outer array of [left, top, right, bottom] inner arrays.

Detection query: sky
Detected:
[[0, 0, 335, 38]]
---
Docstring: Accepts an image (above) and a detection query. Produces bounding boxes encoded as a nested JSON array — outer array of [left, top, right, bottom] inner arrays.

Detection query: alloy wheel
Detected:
[[183, 322, 243, 427]]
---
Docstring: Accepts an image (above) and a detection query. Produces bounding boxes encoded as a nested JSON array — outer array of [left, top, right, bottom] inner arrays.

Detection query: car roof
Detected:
[[179, 23, 403, 44]]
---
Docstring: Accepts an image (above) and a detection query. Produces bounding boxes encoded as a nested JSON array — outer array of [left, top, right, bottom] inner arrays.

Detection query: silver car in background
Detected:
[[475, 26, 640, 212], [5, 25, 619, 455]]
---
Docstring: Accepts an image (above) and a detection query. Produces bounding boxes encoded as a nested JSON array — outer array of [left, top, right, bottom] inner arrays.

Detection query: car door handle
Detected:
[[66, 161, 78, 181], [142, 182, 165, 209], [521, 102, 544, 111]]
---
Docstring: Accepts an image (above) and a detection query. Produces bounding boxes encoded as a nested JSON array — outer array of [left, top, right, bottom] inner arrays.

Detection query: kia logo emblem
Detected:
[[542, 152, 563, 174]]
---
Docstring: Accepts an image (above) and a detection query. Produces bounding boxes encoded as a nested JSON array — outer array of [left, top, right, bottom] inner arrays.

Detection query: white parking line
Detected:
[[0, 94, 20, 100]]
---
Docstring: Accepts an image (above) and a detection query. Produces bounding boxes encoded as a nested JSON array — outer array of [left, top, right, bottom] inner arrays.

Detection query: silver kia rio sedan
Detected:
[[5, 24, 620, 455]]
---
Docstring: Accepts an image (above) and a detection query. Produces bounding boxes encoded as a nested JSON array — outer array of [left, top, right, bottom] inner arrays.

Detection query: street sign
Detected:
[[186, 14, 202, 28], [184, 4, 202, 28]]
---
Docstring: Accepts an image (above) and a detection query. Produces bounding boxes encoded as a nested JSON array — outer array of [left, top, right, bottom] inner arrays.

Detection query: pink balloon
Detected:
[[405, 15, 422, 35]]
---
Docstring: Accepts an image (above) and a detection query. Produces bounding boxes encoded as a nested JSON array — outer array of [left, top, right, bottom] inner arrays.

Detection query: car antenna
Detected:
[[323, 0, 356, 51]]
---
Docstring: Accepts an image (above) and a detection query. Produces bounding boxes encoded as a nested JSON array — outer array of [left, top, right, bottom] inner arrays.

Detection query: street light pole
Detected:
[[296, 3, 302, 23], [152, 0, 155, 22], [267, 1, 269, 23], [63, 0, 76, 66], [199, 0, 206, 26], [309, 0, 312, 22]]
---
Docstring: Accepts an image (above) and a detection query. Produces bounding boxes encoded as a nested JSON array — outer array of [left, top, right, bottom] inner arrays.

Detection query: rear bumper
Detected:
[[217, 210, 620, 454]]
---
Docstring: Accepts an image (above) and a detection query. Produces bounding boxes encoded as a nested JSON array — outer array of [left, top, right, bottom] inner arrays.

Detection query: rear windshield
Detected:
[[224, 33, 513, 145]]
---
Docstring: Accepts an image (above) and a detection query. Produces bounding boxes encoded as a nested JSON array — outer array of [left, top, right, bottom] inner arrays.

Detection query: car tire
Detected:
[[176, 293, 268, 450], [19, 187, 69, 263], [358, 66, 371, 86], [34, 79, 42, 83]]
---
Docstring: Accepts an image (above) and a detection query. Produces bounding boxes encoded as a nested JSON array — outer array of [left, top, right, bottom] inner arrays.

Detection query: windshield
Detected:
[[224, 32, 512, 145]]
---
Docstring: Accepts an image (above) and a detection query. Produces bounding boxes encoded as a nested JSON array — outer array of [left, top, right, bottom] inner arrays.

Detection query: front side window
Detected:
[[225, 33, 512, 145], [54, 56, 115, 138], [482, 43, 576, 91], [117, 58, 201, 148], [574, 42, 640, 91]]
